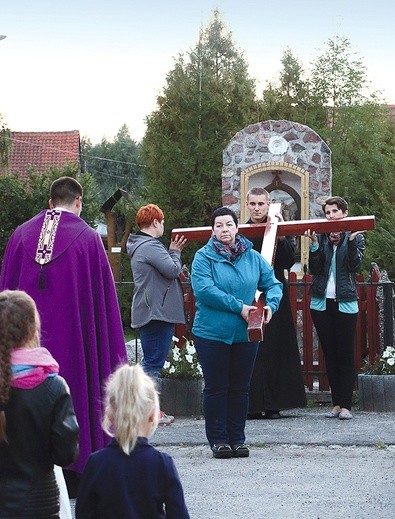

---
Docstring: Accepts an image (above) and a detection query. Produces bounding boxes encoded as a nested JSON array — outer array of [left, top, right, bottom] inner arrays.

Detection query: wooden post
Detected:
[[247, 203, 280, 341]]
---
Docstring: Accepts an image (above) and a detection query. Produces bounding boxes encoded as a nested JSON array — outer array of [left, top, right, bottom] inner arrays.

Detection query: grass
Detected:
[[124, 329, 138, 342]]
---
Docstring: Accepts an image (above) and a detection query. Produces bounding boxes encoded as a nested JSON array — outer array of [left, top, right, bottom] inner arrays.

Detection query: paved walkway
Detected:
[[153, 407, 395, 447], [70, 408, 395, 518]]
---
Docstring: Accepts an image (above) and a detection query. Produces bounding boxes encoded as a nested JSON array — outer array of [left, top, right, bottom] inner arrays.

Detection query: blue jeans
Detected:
[[139, 320, 175, 382], [194, 336, 259, 447]]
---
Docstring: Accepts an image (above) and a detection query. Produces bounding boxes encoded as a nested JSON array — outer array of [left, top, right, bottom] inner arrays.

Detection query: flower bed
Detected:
[[159, 338, 203, 416], [359, 346, 395, 411], [160, 338, 203, 380]]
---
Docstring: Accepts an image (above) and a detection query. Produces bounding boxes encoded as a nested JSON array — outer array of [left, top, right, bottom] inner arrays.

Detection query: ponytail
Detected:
[[102, 364, 159, 455], [0, 290, 40, 442]]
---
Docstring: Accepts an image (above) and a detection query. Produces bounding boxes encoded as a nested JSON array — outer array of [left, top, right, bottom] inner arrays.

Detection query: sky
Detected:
[[1, 1, 394, 144]]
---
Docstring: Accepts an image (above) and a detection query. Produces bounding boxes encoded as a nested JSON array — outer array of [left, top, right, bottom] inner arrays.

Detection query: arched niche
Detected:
[[222, 120, 331, 275], [240, 162, 309, 273]]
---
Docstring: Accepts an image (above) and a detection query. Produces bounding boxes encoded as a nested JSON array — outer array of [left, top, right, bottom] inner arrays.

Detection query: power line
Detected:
[[81, 153, 146, 168], [0, 134, 146, 168], [86, 167, 142, 181]]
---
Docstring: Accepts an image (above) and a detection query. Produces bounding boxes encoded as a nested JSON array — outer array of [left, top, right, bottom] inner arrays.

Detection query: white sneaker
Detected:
[[158, 410, 174, 426]]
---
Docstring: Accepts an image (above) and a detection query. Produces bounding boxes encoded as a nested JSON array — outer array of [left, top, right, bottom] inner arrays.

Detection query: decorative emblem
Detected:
[[268, 136, 289, 155], [35, 210, 62, 265]]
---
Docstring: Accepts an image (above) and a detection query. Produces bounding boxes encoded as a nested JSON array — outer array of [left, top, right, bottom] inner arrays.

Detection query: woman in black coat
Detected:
[[305, 196, 364, 420], [0, 290, 79, 519]]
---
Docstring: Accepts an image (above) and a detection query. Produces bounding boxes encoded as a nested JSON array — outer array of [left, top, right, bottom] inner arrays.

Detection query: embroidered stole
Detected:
[[35, 210, 62, 289], [35, 209, 62, 265]]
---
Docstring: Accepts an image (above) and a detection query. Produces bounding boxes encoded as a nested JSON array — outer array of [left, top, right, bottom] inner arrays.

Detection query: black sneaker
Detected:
[[264, 410, 281, 419], [247, 412, 264, 420], [231, 444, 250, 458], [211, 444, 233, 459]]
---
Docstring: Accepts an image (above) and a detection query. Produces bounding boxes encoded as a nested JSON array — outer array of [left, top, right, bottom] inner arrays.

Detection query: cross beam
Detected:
[[173, 214, 375, 341], [172, 215, 375, 242]]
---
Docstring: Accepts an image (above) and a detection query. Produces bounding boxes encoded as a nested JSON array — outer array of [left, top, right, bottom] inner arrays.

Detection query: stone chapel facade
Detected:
[[222, 119, 331, 272]]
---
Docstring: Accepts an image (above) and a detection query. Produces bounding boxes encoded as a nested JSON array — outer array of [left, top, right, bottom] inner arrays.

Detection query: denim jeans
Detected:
[[194, 336, 259, 447], [139, 320, 175, 383]]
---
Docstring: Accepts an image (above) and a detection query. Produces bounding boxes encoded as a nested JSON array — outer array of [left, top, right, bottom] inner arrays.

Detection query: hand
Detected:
[[169, 234, 187, 251], [240, 304, 257, 322], [274, 212, 286, 241], [263, 305, 272, 324], [304, 228, 318, 245], [349, 231, 364, 241]]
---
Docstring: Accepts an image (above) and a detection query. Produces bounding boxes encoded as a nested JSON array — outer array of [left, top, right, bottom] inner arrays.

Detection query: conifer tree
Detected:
[[142, 9, 259, 239]]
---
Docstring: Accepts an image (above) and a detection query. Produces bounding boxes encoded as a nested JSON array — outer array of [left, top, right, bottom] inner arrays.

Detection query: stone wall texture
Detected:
[[222, 119, 332, 218]]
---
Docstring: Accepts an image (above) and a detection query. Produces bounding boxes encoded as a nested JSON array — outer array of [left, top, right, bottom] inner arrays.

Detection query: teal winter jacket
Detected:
[[191, 236, 283, 344]]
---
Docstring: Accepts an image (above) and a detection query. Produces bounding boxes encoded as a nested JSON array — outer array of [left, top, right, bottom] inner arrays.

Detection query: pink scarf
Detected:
[[11, 347, 59, 389]]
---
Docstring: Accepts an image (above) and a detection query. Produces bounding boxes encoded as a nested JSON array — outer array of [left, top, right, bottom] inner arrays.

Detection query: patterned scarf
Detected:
[[328, 232, 343, 246], [212, 233, 248, 262], [10, 347, 59, 389]]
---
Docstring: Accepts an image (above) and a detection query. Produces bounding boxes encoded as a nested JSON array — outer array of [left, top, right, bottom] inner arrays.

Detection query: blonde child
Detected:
[[76, 363, 190, 518], [0, 290, 79, 518]]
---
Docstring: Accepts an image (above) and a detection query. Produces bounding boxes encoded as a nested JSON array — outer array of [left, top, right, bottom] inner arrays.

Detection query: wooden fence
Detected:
[[175, 265, 392, 392]]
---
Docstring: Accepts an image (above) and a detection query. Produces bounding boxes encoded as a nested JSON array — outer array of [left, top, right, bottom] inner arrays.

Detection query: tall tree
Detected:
[[0, 115, 11, 167], [311, 36, 368, 128], [258, 36, 395, 277], [328, 102, 395, 276], [311, 37, 395, 277], [260, 48, 326, 128], [142, 9, 259, 245], [81, 124, 144, 204]]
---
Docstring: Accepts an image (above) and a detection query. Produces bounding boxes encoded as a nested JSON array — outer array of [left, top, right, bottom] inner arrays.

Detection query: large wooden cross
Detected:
[[172, 209, 375, 342]]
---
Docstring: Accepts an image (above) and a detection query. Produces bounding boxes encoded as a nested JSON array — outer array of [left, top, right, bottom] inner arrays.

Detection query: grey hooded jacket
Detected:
[[127, 233, 185, 328]]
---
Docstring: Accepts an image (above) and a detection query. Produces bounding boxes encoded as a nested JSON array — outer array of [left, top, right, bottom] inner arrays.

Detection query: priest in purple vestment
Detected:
[[0, 177, 127, 478]]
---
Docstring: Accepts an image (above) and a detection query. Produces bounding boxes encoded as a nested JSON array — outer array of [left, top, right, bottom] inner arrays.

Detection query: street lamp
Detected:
[[0, 35, 6, 41]]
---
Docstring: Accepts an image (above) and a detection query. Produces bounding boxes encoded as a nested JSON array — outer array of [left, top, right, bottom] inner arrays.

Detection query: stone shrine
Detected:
[[222, 119, 331, 273]]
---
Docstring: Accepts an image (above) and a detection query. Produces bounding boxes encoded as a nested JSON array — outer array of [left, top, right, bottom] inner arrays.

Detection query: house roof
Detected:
[[0, 130, 81, 177]]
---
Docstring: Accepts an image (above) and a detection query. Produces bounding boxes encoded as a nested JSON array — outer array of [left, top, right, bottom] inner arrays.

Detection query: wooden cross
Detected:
[[172, 210, 375, 342]]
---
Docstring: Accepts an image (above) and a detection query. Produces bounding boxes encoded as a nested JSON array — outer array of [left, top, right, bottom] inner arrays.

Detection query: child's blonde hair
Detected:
[[0, 290, 41, 442], [102, 364, 159, 455]]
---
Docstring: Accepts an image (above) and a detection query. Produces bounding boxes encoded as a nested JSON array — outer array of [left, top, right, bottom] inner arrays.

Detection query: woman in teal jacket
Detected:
[[191, 207, 282, 459]]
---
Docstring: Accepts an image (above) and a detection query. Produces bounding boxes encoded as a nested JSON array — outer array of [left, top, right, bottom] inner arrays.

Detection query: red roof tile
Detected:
[[0, 130, 81, 177]]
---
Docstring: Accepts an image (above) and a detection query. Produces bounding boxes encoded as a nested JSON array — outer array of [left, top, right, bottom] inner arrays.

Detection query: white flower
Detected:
[[387, 357, 395, 366], [383, 346, 395, 357], [160, 338, 203, 379], [186, 343, 195, 355]]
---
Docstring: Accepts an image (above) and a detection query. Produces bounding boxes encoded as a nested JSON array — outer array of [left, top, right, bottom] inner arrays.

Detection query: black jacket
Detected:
[[246, 217, 295, 283], [0, 376, 79, 518], [309, 232, 365, 301]]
